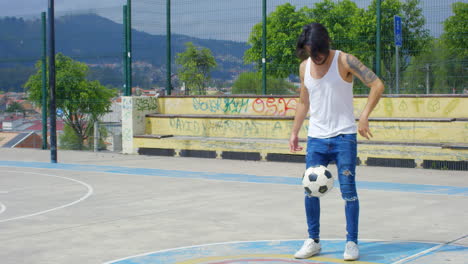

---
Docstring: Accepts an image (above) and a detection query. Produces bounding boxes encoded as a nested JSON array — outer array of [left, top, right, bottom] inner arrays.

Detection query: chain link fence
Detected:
[[0, 0, 466, 156], [1, 0, 466, 96]]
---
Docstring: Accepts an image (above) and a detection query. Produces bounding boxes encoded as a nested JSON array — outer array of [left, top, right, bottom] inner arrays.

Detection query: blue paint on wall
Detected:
[[1, 160, 467, 196]]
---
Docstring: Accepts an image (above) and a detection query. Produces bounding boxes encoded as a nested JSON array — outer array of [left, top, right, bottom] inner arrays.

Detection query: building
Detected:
[[0, 132, 43, 149], [2, 115, 24, 131]]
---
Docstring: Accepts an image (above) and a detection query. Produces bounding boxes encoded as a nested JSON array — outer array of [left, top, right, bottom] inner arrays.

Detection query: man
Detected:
[[289, 23, 384, 261]]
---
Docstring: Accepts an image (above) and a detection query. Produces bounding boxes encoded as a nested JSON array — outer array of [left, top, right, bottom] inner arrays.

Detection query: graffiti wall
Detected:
[[158, 97, 298, 117], [147, 117, 308, 139], [353, 97, 466, 118], [146, 117, 465, 144], [157, 96, 467, 118], [131, 95, 467, 164], [122, 96, 159, 154]]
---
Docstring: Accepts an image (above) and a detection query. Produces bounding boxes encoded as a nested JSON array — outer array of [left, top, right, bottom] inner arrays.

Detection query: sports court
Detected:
[[0, 148, 466, 264]]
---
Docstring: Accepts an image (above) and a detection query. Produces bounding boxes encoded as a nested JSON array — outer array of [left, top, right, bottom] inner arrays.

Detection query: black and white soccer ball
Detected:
[[302, 165, 334, 197]]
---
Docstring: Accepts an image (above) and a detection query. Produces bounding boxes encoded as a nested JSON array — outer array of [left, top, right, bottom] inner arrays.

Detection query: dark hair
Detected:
[[296, 23, 331, 65]]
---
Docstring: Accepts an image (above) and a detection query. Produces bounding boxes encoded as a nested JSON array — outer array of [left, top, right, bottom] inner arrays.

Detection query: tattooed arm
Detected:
[[344, 53, 385, 139]]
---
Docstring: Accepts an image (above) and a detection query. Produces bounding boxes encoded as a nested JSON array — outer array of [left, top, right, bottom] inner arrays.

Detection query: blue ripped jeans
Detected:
[[305, 133, 359, 243]]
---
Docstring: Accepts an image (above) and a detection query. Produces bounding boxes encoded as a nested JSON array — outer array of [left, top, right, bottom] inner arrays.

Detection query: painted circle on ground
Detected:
[[0, 169, 93, 223], [104, 239, 468, 264], [196, 259, 322, 264], [0, 202, 6, 215]]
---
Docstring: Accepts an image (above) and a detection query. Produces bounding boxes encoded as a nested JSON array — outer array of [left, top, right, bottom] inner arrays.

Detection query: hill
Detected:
[[0, 14, 250, 92]]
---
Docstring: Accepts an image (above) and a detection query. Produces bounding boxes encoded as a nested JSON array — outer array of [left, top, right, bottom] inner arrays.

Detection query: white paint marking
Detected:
[[102, 238, 383, 264], [391, 234, 468, 264], [0, 202, 6, 215], [391, 243, 445, 264], [0, 170, 93, 224]]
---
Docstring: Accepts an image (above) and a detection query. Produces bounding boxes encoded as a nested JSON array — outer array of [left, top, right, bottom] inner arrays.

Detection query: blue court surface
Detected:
[[0, 161, 467, 197], [0, 151, 467, 264], [105, 240, 467, 264]]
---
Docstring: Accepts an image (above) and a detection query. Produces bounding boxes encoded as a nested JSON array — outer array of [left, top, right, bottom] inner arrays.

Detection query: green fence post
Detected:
[[127, 0, 133, 96], [376, 0, 382, 78], [123, 5, 129, 96], [262, 0, 267, 95], [41, 12, 48, 150], [166, 0, 172, 95], [48, 0, 57, 163]]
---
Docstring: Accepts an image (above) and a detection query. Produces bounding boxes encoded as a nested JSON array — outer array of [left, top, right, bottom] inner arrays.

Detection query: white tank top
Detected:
[[304, 50, 357, 138]]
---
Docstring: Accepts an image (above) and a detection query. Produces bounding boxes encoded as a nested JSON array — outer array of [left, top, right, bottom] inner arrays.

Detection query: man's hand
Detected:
[[344, 53, 384, 141], [358, 117, 373, 140], [289, 134, 303, 152]]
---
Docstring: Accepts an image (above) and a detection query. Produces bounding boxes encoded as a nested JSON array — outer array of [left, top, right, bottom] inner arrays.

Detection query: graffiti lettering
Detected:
[[122, 97, 133, 109], [223, 98, 250, 114], [398, 101, 408, 112], [170, 118, 201, 134], [411, 98, 424, 113], [122, 128, 133, 141], [427, 99, 440, 113], [252, 98, 297, 116], [384, 100, 394, 117], [169, 118, 265, 137], [135, 97, 158, 112], [192, 98, 222, 112], [444, 99, 460, 115], [192, 98, 250, 114]]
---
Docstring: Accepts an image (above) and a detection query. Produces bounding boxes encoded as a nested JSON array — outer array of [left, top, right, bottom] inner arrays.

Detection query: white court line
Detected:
[[103, 237, 468, 264], [102, 238, 384, 264], [391, 234, 468, 264], [0, 202, 6, 215], [0, 170, 93, 224]]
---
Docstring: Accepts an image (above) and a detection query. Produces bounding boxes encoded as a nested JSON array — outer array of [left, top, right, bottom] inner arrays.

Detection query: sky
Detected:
[[0, 0, 459, 41]]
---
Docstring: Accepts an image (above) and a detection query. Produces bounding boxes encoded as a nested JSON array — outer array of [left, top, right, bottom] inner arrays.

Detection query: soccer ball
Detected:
[[302, 165, 334, 197]]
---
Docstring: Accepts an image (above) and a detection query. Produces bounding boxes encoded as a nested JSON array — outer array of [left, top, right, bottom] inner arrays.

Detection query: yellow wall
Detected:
[[134, 95, 467, 163], [158, 97, 297, 116], [355, 97, 466, 118], [146, 117, 466, 144], [146, 117, 303, 139], [157, 96, 468, 118]]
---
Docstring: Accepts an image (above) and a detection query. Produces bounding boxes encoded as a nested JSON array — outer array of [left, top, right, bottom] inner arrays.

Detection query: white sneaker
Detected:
[[294, 238, 321, 259], [343, 241, 359, 261]]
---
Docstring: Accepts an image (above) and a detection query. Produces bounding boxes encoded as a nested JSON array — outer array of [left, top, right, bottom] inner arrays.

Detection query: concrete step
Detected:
[[144, 114, 467, 144], [133, 135, 468, 169], [145, 114, 301, 140]]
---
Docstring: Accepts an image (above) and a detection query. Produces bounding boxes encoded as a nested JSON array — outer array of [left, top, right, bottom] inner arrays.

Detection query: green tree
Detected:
[[302, 0, 363, 56], [404, 2, 468, 95], [402, 44, 465, 95], [440, 2, 467, 93], [59, 124, 84, 150], [25, 53, 116, 150], [6, 101, 25, 113], [442, 2, 468, 58], [60, 123, 108, 150], [364, 0, 431, 91], [244, 3, 312, 78], [303, 0, 371, 94], [244, 0, 431, 94], [231, 72, 296, 95], [402, 39, 443, 94], [176, 42, 217, 95]]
